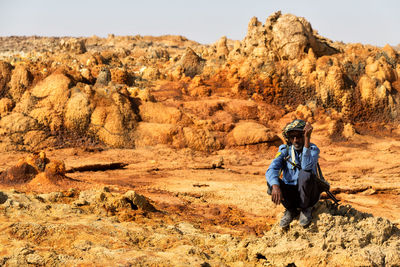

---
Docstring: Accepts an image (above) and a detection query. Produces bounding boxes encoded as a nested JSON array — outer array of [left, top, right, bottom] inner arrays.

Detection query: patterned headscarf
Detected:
[[282, 119, 306, 144]]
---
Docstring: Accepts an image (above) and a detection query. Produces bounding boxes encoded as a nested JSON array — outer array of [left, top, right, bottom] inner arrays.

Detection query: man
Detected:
[[265, 119, 321, 228]]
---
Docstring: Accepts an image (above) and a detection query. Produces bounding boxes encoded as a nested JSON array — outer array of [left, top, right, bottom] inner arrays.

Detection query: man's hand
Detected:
[[303, 122, 313, 148], [271, 185, 283, 205]]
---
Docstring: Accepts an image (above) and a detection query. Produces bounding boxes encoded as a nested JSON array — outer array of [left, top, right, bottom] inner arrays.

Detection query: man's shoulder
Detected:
[[309, 143, 320, 151], [276, 144, 290, 156], [278, 144, 289, 151]]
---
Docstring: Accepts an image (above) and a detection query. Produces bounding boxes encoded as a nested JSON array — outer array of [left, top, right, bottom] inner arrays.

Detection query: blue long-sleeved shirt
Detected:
[[265, 143, 320, 186]]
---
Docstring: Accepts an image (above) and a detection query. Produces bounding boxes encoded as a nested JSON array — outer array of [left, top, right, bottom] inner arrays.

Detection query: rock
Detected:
[[0, 97, 14, 116], [216, 36, 229, 59], [0, 113, 37, 133], [133, 122, 183, 148], [242, 16, 264, 56], [228, 122, 280, 146], [211, 110, 235, 132], [123, 190, 156, 212], [30, 73, 73, 132], [139, 102, 191, 125], [110, 68, 131, 85], [74, 190, 106, 206], [315, 58, 346, 105], [141, 66, 161, 80], [127, 87, 155, 102], [89, 92, 138, 148], [147, 47, 170, 60], [0, 191, 8, 204], [246, 201, 400, 266], [243, 12, 339, 60], [270, 13, 311, 60], [178, 47, 205, 78], [41, 192, 63, 202], [9, 64, 32, 101], [73, 240, 93, 251], [183, 127, 222, 152], [23, 130, 49, 148], [343, 123, 357, 139], [382, 44, 397, 60], [64, 89, 91, 133], [365, 56, 396, 83], [225, 100, 259, 120], [95, 67, 111, 86], [59, 38, 86, 54], [26, 253, 45, 265], [0, 61, 12, 96], [0, 162, 38, 185]]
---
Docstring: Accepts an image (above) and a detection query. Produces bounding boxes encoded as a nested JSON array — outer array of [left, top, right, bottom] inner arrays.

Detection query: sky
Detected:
[[0, 0, 399, 47]]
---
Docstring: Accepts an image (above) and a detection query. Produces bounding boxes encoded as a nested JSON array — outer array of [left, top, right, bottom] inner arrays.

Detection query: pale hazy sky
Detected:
[[0, 0, 399, 46]]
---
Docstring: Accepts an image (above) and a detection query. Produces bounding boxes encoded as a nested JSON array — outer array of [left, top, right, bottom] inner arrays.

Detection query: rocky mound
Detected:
[[0, 12, 399, 151], [0, 151, 81, 191], [247, 201, 400, 266]]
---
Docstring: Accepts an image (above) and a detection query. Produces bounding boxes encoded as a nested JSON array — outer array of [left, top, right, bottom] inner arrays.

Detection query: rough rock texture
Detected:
[[228, 121, 280, 146], [0, 11, 398, 152], [0, 190, 399, 266], [246, 201, 400, 266]]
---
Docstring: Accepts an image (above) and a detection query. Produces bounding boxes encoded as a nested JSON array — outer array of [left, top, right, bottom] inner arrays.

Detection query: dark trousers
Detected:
[[269, 170, 322, 210]]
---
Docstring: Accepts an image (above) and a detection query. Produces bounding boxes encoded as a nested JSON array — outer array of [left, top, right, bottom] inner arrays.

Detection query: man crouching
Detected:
[[265, 119, 322, 228]]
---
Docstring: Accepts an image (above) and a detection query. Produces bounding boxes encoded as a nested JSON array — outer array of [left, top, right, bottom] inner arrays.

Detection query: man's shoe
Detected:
[[279, 209, 298, 228], [299, 207, 312, 227]]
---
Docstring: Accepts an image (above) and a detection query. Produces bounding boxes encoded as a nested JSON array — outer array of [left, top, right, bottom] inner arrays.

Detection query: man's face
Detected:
[[288, 130, 304, 151]]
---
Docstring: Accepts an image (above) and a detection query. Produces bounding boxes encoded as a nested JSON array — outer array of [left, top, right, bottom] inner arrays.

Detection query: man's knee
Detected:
[[297, 170, 313, 187]]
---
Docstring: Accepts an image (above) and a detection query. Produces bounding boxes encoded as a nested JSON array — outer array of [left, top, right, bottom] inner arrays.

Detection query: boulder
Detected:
[[110, 68, 130, 85], [315, 60, 346, 105], [225, 100, 259, 120], [183, 127, 222, 152], [59, 38, 86, 54], [0, 98, 14, 116], [133, 122, 183, 148], [0, 113, 37, 134], [228, 121, 280, 146], [211, 110, 235, 132], [178, 47, 205, 78], [269, 13, 311, 60], [242, 12, 339, 60], [127, 87, 155, 102], [30, 73, 72, 132], [382, 44, 397, 60], [89, 92, 138, 148], [95, 67, 111, 86], [139, 102, 191, 125], [0, 61, 12, 96], [365, 56, 396, 83], [216, 36, 230, 59], [9, 64, 32, 101], [64, 89, 92, 133], [123, 190, 156, 212]]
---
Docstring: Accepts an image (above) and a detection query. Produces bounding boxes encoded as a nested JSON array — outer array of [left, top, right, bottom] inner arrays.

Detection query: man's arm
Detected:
[[301, 145, 320, 170], [301, 122, 319, 170], [265, 145, 287, 204], [303, 122, 312, 149], [265, 145, 286, 186]]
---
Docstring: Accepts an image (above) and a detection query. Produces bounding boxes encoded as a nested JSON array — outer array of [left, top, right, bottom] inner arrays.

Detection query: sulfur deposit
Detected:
[[0, 12, 399, 152], [0, 11, 400, 266]]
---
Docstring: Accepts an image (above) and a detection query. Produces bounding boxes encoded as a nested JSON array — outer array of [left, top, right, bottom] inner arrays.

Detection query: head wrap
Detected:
[[282, 119, 306, 144]]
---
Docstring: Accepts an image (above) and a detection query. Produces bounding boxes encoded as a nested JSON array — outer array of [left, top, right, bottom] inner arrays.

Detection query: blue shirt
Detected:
[[265, 143, 320, 186]]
